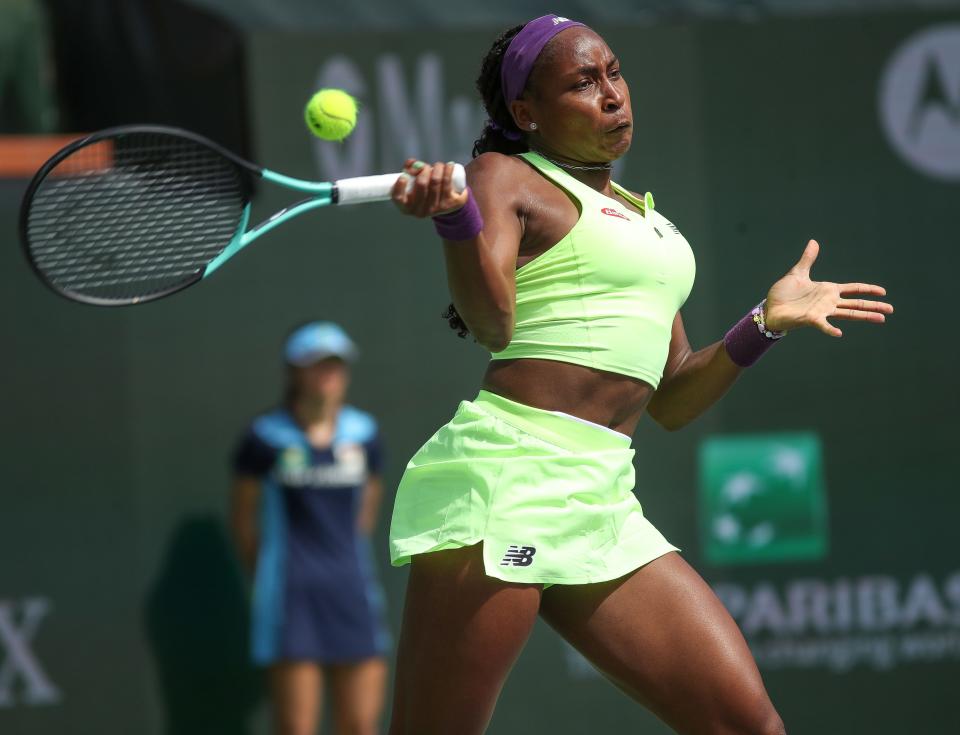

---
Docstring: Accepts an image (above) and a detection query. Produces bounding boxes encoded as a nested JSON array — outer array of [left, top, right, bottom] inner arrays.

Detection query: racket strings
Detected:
[[26, 132, 247, 303]]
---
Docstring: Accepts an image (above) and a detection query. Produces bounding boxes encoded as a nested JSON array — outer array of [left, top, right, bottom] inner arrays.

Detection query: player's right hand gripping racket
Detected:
[[19, 125, 465, 306]]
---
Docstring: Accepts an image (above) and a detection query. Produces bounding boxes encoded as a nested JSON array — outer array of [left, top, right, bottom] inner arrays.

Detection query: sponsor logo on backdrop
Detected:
[[0, 597, 60, 708], [695, 433, 960, 673], [699, 433, 828, 565], [879, 24, 960, 181], [310, 54, 485, 181], [310, 53, 628, 182], [715, 571, 960, 672]]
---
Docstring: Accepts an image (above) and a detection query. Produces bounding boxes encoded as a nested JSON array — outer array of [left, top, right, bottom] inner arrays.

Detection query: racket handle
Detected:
[[334, 164, 466, 205]]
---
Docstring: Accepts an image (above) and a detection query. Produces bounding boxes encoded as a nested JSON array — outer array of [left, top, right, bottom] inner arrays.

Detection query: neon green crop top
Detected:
[[490, 151, 696, 389]]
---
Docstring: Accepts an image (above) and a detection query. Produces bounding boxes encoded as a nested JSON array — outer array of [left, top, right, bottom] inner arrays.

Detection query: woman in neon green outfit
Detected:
[[387, 15, 893, 735]]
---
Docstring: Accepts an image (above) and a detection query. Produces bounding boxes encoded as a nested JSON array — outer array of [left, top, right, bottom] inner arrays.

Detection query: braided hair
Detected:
[[472, 24, 530, 157], [443, 23, 531, 339]]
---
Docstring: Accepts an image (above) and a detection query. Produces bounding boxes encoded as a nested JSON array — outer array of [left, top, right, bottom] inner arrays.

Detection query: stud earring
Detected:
[[529, 123, 538, 130]]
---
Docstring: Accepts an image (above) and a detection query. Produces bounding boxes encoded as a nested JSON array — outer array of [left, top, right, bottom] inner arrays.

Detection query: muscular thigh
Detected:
[[389, 543, 542, 735], [540, 552, 782, 735]]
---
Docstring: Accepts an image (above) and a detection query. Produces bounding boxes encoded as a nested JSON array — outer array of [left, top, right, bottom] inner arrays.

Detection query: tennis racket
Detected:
[[19, 124, 465, 306]]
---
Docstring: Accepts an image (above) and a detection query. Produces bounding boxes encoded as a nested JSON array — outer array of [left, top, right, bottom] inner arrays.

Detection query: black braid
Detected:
[[471, 24, 529, 158], [443, 24, 531, 340]]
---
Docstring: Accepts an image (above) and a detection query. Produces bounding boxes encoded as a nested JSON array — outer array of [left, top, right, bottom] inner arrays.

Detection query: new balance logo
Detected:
[[500, 545, 537, 567]]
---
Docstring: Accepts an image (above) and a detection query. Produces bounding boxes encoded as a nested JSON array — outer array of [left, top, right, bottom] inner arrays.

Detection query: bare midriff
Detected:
[[482, 358, 654, 436]]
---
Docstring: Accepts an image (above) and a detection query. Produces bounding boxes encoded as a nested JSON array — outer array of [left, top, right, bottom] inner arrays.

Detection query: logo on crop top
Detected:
[[600, 207, 631, 221], [500, 545, 537, 567], [663, 218, 681, 235]]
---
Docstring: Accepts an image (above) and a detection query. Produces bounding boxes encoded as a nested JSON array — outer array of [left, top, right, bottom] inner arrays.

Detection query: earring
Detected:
[[529, 123, 538, 130]]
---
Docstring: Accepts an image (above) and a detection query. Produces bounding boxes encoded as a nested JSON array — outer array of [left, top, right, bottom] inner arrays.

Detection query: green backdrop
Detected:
[[1, 10, 957, 734]]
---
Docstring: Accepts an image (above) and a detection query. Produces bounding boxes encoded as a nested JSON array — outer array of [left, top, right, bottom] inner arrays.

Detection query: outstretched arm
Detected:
[[762, 239, 891, 337], [647, 239, 893, 431]]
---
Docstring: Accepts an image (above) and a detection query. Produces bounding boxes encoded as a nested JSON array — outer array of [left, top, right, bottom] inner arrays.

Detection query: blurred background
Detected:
[[1, 1, 958, 733]]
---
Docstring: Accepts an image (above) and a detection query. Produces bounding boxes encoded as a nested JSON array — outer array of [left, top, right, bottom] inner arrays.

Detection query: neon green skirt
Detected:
[[388, 390, 678, 585]]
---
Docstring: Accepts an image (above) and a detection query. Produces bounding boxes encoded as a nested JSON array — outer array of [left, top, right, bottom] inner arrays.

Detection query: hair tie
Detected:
[[486, 119, 522, 142]]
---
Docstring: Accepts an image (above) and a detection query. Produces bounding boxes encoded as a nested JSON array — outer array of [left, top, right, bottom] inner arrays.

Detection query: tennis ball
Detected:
[[304, 89, 358, 141]]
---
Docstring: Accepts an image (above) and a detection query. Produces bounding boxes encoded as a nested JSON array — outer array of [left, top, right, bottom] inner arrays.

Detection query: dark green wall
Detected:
[[1, 10, 957, 734]]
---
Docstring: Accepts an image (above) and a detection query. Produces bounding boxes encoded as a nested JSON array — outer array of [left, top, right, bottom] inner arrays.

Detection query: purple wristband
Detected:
[[723, 301, 785, 368], [432, 188, 484, 241]]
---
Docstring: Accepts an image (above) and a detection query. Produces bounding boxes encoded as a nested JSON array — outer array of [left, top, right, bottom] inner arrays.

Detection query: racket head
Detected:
[[20, 125, 259, 306]]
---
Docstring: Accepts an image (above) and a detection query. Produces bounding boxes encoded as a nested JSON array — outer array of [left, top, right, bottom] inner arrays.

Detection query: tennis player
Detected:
[[230, 322, 389, 735], [386, 14, 893, 735]]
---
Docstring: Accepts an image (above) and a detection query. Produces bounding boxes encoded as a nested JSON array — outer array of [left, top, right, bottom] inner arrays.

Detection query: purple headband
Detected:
[[491, 14, 586, 141], [501, 15, 586, 105]]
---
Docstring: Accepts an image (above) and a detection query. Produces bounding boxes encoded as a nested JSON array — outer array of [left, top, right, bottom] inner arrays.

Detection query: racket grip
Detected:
[[334, 164, 466, 205]]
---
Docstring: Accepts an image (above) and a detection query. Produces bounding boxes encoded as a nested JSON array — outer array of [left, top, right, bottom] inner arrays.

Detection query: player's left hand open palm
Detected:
[[764, 240, 894, 337]]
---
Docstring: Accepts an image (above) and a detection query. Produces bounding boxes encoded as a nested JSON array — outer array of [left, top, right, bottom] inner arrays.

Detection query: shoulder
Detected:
[[249, 409, 302, 448], [467, 152, 537, 190], [337, 405, 379, 443], [468, 152, 550, 224]]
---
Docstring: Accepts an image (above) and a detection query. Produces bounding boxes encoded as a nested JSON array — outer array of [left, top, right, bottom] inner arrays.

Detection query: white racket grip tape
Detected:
[[334, 164, 466, 205]]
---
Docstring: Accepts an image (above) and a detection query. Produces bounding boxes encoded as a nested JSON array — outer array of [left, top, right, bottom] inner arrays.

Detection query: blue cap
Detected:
[[283, 321, 358, 366]]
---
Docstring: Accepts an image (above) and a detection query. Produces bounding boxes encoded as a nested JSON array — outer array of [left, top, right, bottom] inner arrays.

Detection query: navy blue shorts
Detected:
[[251, 537, 391, 665]]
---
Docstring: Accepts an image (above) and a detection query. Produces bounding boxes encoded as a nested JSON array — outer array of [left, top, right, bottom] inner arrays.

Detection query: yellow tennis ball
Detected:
[[304, 89, 358, 141]]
